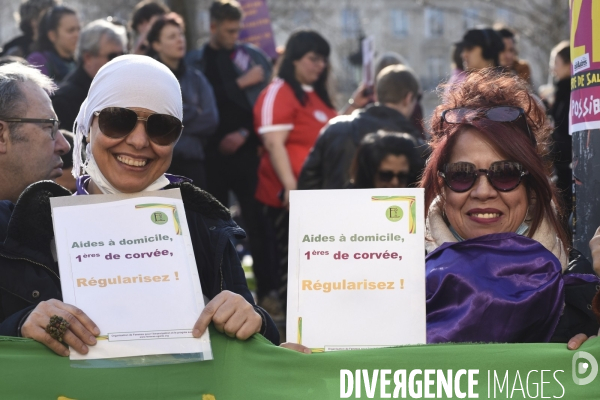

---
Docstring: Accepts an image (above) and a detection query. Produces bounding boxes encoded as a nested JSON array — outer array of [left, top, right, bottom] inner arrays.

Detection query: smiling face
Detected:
[[294, 51, 327, 85], [88, 107, 174, 194], [443, 127, 528, 239]]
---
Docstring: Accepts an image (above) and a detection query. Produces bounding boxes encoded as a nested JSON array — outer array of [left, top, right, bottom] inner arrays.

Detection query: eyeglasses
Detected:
[[93, 107, 183, 146], [377, 170, 410, 184], [105, 52, 124, 61], [440, 106, 536, 145], [0, 117, 60, 139], [307, 54, 327, 65], [438, 161, 528, 193]]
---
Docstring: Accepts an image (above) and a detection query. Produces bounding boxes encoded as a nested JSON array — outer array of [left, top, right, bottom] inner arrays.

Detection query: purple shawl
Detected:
[[426, 232, 598, 344]]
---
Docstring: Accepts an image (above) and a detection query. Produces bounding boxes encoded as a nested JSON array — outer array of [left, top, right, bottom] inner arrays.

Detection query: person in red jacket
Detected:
[[254, 30, 337, 311]]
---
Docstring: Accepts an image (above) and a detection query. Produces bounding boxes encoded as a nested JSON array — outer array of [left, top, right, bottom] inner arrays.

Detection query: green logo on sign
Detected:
[[151, 211, 168, 225], [386, 206, 403, 222]]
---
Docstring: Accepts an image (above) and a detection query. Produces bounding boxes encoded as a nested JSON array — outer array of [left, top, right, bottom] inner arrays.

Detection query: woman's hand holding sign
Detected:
[[192, 291, 262, 340], [21, 299, 100, 356]]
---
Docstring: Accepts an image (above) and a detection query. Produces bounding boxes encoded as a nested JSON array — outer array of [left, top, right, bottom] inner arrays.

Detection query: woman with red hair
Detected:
[[281, 69, 599, 354], [421, 69, 599, 345]]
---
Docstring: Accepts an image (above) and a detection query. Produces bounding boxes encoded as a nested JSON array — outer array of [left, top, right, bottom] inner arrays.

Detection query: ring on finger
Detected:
[[45, 315, 70, 342]]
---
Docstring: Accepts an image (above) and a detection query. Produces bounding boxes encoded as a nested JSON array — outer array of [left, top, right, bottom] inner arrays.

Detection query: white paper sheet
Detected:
[[286, 189, 426, 350], [51, 191, 212, 361]]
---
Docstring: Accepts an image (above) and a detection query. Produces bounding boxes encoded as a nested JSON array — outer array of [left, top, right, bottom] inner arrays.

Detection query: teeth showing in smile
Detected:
[[117, 155, 147, 167], [471, 213, 500, 219]]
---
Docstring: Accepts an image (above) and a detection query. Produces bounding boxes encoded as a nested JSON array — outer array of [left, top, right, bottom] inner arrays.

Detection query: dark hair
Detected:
[[421, 69, 568, 247], [452, 42, 464, 71], [553, 41, 570, 64], [351, 131, 422, 189], [277, 30, 332, 108], [374, 51, 407, 78], [36, 6, 77, 53], [131, 1, 169, 32], [209, 0, 243, 22], [376, 65, 419, 104], [461, 28, 505, 67], [495, 27, 515, 40], [19, 0, 57, 38], [146, 15, 184, 57]]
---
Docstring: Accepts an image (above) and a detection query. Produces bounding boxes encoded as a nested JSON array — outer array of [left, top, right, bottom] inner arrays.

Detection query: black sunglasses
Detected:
[[438, 161, 528, 193], [0, 117, 60, 139], [377, 170, 410, 184], [440, 106, 536, 146], [106, 52, 124, 61], [94, 107, 182, 146]]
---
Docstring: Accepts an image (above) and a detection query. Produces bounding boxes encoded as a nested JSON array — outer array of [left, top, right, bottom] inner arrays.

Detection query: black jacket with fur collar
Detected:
[[0, 181, 279, 344]]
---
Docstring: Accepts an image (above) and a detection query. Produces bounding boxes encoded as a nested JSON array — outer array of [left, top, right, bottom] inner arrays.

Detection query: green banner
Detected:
[[0, 326, 598, 399]]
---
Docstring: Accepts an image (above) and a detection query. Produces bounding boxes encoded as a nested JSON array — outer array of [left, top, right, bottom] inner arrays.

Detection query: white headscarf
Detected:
[[72, 55, 183, 194]]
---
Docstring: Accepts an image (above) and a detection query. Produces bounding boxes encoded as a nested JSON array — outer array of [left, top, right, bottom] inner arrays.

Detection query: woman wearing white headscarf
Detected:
[[0, 55, 279, 356]]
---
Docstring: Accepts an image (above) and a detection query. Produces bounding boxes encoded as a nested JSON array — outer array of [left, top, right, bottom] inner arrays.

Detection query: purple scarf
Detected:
[[426, 232, 597, 343]]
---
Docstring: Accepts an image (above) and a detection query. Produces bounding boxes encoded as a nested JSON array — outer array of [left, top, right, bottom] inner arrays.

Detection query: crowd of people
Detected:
[[0, 0, 598, 359]]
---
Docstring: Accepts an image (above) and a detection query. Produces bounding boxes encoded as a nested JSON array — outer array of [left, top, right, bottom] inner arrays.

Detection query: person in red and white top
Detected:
[[253, 30, 337, 309]]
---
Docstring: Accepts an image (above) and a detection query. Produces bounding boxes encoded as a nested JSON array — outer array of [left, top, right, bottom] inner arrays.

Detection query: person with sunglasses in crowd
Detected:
[[52, 19, 126, 131], [283, 70, 600, 354], [420, 69, 599, 346], [146, 14, 218, 189], [298, 65, 424, 191], [0, 55, 279, 357], [349, 131, 423, 190], [27, 5, 80, 84]]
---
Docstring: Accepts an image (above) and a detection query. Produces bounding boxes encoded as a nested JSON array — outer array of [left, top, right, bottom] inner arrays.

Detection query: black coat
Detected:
[[549, 78, 571, 165], [550, 248, 600, 342], [0, 181, 279, 344], [297, 104, 426, 190], [51, 65, 93, 131]]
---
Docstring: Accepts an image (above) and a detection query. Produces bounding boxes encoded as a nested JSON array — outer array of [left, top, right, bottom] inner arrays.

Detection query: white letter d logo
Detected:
[[572, 351, 598, 385]]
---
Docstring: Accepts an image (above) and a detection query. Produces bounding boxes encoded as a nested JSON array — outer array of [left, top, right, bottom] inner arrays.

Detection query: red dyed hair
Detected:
[[420, 69, 568, 246]]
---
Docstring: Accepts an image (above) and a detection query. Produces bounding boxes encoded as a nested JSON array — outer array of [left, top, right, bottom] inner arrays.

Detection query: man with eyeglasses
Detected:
[[0, 62, 70, 240], [52, 19, 126, 131]]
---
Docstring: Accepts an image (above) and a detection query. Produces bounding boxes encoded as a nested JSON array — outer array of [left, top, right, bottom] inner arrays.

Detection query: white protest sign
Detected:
[[51, 190, 211, 361], [287, 189, 426, 351]]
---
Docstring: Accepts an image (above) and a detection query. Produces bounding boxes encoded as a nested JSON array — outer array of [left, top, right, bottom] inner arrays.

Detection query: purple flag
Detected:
[[238, 0, 277, 59]]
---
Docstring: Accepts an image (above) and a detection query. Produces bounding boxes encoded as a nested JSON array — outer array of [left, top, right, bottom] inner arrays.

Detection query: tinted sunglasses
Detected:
[[438, 161, 528, 193], [106, 52, 124, 61], [440, 106, 536, 146], [377, 170, 410, 184], [94, 107, 182, 146]]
